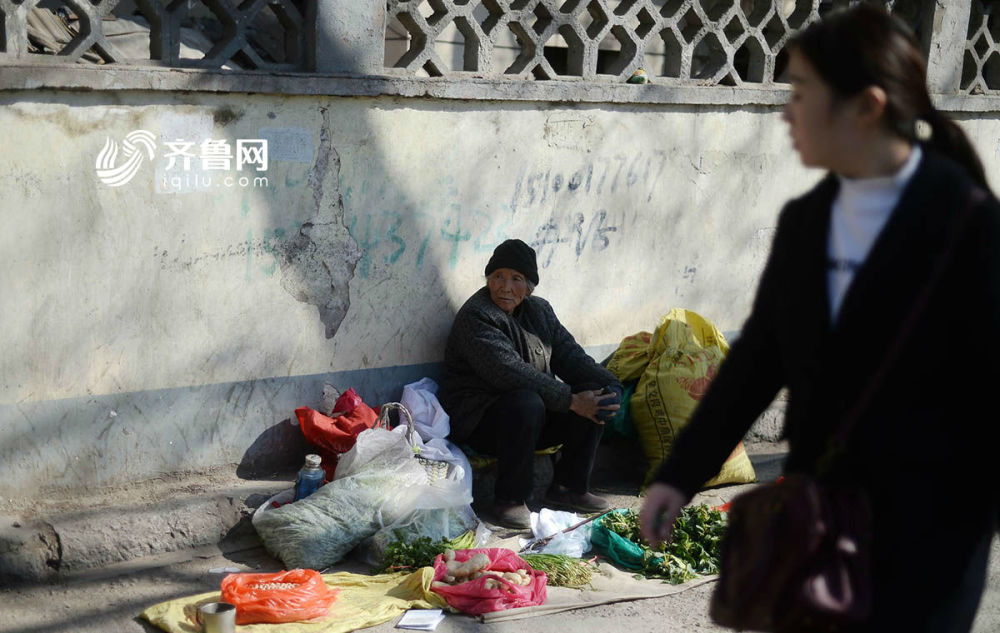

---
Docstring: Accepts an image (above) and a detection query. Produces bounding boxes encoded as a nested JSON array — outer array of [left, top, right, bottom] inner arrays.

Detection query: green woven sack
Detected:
[[589, 510, 646, 570]]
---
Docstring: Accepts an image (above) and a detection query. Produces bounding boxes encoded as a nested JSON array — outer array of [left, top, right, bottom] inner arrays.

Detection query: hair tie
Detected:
[[914, 118, 933, 142]]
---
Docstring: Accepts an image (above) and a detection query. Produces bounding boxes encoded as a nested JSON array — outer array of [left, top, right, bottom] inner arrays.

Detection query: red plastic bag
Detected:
[[220, 569, 340, 625], [295, 388, 381, 480], [431, 548, 547, 615]]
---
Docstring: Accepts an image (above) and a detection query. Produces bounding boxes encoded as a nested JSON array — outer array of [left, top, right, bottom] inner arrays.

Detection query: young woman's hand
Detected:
[[639, 482, 688, 548], [569, 389, 620, 424]]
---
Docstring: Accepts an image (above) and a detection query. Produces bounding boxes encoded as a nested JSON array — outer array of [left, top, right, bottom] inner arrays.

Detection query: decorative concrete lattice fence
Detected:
[[383, 0, 930, 84], [0, 1, 998, 101], [963, 0, 1000, 95], [0, 0, 310, 70]]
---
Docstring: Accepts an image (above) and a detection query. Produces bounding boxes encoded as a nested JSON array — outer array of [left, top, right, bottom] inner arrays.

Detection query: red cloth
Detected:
[[431, 548, 547, 615], [294, 388, 381, 480]]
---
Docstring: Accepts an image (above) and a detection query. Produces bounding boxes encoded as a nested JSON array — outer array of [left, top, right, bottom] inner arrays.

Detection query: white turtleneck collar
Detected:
[[827, 145, 923, 322]]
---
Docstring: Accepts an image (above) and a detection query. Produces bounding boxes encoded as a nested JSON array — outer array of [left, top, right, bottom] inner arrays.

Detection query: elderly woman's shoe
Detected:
[[544, 484, 611, 513], [493, 500, 532, 529]]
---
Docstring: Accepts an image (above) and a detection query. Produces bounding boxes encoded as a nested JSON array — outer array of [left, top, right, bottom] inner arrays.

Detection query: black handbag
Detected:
[[709, 188, 986, 632]]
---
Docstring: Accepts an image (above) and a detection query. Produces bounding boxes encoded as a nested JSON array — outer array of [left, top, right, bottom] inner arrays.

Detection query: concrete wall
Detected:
[[2, 88, 998, 499]]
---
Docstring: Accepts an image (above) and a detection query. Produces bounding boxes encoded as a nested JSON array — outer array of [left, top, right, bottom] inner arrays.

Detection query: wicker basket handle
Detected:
[[377, 402, 417, 448]]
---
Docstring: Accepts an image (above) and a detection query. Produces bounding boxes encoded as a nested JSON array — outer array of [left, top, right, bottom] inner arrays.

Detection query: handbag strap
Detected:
[[817, 187, 987, 477]]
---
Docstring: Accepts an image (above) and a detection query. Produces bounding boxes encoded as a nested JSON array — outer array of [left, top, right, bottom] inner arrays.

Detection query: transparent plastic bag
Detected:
[[252, 428, 427, 570], [363, 474, 490, 567]]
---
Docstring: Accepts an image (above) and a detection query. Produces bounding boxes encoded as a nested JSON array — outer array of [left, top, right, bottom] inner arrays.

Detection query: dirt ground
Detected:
[[2, 442, 998, 633]]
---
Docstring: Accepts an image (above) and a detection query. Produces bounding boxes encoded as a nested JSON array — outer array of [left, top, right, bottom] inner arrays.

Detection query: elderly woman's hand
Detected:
[[570, 389, 621, 424]]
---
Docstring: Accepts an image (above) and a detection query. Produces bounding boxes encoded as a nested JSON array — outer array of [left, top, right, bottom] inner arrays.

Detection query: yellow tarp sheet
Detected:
[[141, 569, 449, 633]]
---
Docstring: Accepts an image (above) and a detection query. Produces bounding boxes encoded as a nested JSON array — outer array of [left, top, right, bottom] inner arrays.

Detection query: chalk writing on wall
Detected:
[[340, 151, 667, 277]]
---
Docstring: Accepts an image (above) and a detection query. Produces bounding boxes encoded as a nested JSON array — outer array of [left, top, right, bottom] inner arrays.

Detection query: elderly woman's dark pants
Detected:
[[465, 387, 604, 503]]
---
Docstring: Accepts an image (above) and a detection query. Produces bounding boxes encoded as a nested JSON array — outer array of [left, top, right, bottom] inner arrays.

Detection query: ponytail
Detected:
[[922, 109, 989, 191]]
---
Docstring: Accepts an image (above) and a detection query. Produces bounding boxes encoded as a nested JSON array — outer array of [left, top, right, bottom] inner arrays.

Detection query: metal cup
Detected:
[[197, 602, 236, 633]]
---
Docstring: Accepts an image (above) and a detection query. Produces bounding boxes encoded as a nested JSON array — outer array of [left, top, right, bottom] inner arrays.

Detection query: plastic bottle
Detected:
[[294, 454, 325, 501]]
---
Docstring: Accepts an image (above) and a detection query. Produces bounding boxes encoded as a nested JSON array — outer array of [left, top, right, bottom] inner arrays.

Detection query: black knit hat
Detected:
[[484, 239, 539, 285]]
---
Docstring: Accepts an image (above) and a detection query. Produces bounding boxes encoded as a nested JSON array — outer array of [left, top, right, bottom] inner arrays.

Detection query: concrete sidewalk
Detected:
[[0, 437, 786, 584], [1, 440, 998, 633]]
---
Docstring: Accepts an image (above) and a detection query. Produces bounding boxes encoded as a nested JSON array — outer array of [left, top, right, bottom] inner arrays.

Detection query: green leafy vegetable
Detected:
[[600, 505, 726, 584], [376, 530, 477, 573]]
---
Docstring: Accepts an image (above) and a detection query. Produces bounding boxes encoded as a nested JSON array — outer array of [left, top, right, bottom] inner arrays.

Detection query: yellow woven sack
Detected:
[[607, 331, 653, 382], [629, 308, 756, 487]]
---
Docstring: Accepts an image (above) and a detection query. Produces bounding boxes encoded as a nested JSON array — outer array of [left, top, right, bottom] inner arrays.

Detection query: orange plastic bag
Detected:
[[220, 569, 340, 625], [430, 548, 547, 615]]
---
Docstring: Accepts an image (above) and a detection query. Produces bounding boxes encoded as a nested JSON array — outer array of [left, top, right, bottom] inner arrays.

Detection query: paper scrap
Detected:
[[396, 608, 445, 631]]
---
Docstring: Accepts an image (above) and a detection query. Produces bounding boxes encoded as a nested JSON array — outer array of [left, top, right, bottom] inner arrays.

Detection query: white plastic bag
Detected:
[[252, 428, 427, 570], [400, 377, 450, 441], [518, 508, 593, 557]]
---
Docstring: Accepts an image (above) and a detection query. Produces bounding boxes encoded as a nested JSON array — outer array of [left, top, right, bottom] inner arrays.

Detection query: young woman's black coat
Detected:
[[654, 150, 1000, 631]]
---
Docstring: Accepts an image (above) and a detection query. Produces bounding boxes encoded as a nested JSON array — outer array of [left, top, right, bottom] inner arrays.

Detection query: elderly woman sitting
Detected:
[[438, 239, 622, 529]]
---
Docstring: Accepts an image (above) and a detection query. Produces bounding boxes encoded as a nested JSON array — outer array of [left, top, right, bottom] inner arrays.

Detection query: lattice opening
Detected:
[[698, 0, 731, 22], [434, 18, 472, 72], [775, 43, 792, 78], [505, 20, 536, 74], [558, 0, 583, 13], [385, 12, 410, 67], [734, 34, 765, 82], [962, 49, 979, 92], [983, 50, 1000, 91], [241, 1, 305, 68], [598, 23, 638, 76], [635, 6, 656, 39], [742, 0, 772, 27], [416, 0, 448, 26], [613, 0, 640, 16], [974, 31, 991, 59], [723, 13, 745, 45], [762, 9, 788, 51], [580, 0, 609, 40], [531, 62, 552, 79], [545, 23, 585, 75], [659, 0, 687, 19], [691, 29, 725, 79], [422, 58, 444, 76], [679, 5, 704, 43], [644, 25, 682, 78], [392, 10, 430, 70], [474, 0, 504, 36], [532, 2, 553, 36]]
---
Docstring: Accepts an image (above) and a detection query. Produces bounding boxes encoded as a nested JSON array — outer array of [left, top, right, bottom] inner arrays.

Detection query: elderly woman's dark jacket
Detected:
[[653, 150, 1000, 629], [439, 286, 620, 442]]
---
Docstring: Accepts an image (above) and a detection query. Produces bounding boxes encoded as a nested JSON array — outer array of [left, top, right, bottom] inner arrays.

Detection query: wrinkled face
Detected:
[[487, 268, 529, 314], [782, 49, 854, 170]]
